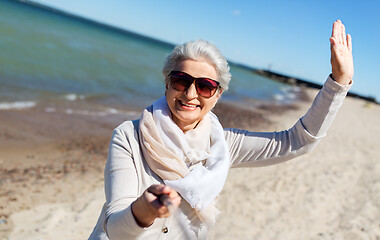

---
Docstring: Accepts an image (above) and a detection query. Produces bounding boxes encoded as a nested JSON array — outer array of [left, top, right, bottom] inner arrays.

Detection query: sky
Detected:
[[30, 0, 380, 101]]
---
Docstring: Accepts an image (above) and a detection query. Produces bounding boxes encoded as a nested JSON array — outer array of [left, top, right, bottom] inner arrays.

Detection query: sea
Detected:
[[0, 0, 301, 117]]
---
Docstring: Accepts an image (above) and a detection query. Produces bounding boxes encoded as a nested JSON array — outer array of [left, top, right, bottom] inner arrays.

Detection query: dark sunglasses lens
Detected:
[[196, 79, 218, 97], [170, 73, 192, 91]]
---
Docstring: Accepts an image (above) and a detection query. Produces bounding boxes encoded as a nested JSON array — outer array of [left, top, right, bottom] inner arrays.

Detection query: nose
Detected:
[[184, 82, 198, 99]]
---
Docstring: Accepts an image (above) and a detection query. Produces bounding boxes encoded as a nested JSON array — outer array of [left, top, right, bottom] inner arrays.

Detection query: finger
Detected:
[[159, 187, 180, 204], [143, 189, 160, 204], [158, 194, 175, 213], [171, 195, 181, 207], [166, 187, 179, 197], [146, 193, 168, 213], [335, 20, 341, 44], [347, 34, 352, 52], [145, 185, 167, 205], [161, 185, 172, 194], [338, 20, 345, 44], [159, 194, 171, 205], [147, 185, 178, 203], [167, 193, 181, 208], [151, 203, 170, 217], [159, 194, 181, 214], [147, 184, 166, 195], [157, 193, 178, 216], [329, 37, 338, 47], [333, 20, 343, 45], [331, 20, 338, 39], [341, 22, 347, 46]]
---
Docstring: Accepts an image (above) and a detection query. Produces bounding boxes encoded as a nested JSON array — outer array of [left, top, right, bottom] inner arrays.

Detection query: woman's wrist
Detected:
[[330, 73, 352, 85], [131, 197, 156, 228]]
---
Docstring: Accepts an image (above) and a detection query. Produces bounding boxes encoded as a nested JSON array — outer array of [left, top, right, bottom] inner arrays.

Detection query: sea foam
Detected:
[[62, 108, 120, 116], [64, 93, 85, 101], [0, 101, 37, 110]]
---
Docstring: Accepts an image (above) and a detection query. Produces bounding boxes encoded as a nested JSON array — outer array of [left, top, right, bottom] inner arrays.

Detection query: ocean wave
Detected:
[[64, 93, 85, 101], [273, 94, 285, 101], [276, 86, 300, 101], [0, 101, 37, 110], [46, 107, 134, 117], [64, 108, 116, 116]]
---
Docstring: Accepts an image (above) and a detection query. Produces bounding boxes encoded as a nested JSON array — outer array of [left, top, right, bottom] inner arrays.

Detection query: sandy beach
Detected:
[[1, 88, 379, 240]]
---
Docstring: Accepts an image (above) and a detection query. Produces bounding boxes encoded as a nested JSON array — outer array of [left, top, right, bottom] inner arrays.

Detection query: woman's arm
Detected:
[[226, 20, 353, 168], [226, 76, 350, 168], [103, 127, 142, 239], [103, 123, 180, 239]]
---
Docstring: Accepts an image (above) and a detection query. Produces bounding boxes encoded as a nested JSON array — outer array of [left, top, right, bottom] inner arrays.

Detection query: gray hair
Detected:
[[162, 39, 232, 91]]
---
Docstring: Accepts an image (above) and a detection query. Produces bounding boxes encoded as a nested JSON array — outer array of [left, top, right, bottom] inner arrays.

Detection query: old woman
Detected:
[[89, 20, 353, 240]]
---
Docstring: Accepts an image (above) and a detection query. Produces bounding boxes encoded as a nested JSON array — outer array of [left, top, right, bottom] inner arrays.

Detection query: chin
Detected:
[[177, 114, 201, 124]]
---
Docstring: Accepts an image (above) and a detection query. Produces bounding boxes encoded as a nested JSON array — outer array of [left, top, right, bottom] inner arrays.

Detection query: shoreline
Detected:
[[254, 69, 379, 104]]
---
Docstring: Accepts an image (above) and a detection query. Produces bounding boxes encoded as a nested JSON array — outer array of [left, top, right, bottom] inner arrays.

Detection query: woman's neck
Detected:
[[177, 120, 200, 133], [170, 113, 200, 133]]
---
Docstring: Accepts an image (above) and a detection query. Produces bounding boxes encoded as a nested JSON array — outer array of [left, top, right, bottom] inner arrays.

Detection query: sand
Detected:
[[1, 89, 379, 240], [209, 94, 380, 240]]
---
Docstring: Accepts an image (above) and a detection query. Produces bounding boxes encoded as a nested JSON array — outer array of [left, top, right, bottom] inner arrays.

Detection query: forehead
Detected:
[[174, 59, 217, 80]]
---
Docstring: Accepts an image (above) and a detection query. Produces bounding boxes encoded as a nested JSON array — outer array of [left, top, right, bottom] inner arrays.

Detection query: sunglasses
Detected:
[[169, 71, 220, 98]]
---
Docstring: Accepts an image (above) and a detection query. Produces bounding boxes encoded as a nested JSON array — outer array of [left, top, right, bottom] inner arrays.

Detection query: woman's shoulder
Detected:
[[109, 119, 142, 155], [112, 119, 141, 141], [115, 119, 140, 132]]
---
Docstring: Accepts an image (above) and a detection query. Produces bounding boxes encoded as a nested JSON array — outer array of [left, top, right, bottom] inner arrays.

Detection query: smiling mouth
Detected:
[[179, 100, 199, 109]]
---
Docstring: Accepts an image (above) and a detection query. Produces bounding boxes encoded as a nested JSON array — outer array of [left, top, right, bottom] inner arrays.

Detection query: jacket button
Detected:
[[162, 227, 168, 233]]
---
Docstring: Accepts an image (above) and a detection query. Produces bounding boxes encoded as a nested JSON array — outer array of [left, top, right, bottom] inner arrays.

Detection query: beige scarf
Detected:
[[139, 97, 230, 227]]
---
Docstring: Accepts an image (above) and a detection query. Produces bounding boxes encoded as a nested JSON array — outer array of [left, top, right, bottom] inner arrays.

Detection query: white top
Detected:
[[88, 76, 351, 240]]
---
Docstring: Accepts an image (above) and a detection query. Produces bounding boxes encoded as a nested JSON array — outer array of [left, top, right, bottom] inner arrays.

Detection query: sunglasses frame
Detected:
[[168, 71, 220, 98]]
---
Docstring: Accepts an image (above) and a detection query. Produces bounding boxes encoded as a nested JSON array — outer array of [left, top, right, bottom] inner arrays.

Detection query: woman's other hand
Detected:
[[131, 184, 181, 227], [330, 19, 354, 85]]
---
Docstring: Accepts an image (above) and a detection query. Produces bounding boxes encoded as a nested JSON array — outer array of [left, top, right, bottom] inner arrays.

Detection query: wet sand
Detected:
[[1, 89, 379, 239]]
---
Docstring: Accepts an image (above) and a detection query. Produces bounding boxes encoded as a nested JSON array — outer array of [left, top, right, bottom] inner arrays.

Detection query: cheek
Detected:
[[165, 90, 178, 111], [203, 99, 218, 112]]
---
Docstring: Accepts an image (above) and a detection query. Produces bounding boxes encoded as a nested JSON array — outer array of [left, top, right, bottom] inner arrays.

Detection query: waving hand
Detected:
[[330, 20, 354, 85]]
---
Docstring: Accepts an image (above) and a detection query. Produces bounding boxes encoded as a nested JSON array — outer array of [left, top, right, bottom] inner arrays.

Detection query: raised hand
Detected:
[[330, 20, 354, 85], [131, 184, 181, 227]]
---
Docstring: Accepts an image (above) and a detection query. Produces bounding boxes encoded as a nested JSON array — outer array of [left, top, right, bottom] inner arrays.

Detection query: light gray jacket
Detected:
[[89, 76, 351, 240]]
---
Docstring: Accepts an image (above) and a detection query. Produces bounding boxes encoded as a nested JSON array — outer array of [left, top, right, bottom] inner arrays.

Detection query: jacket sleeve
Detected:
[[103, 123, 156, 239], [225, 75, 352, 168]]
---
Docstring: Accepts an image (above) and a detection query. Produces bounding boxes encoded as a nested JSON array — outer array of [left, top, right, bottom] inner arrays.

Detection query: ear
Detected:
[[216, 89, 223, 99]]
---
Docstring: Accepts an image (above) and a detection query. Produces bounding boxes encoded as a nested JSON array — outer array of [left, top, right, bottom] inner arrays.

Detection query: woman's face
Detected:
[[165, 59, 222, 132]]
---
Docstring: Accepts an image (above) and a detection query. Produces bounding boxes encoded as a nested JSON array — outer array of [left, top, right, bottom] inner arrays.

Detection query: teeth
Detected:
[[181, 101, 197, 108]]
